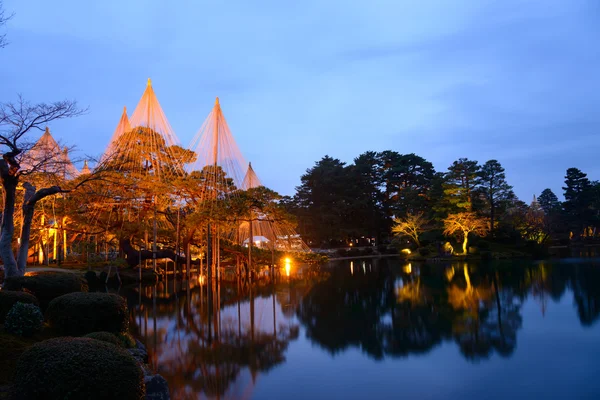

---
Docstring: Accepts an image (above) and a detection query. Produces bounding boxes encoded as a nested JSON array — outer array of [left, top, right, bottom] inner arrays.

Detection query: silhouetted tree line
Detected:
[[284, 151, 600, 250]]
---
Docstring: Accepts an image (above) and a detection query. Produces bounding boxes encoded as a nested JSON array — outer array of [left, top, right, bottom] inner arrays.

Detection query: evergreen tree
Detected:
[[443, 158, 480, 213], [537, 189, 561, 215], [563, 168, 592, 233], [293, 156, 354, 245], [378, 151, 436, 217], [478, 160, 513, 233]]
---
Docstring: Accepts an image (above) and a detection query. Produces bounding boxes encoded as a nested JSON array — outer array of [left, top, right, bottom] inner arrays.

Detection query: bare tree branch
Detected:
[[0, 1, 14, 49], [0, 97, 87, 154]]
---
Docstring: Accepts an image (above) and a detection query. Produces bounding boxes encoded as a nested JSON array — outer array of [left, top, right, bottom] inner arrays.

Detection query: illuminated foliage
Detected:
[[443, 212, 488, 254], [392, 212, 429, 246]]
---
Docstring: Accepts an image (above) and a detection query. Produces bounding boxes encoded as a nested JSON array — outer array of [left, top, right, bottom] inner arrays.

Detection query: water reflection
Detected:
[[125, 272, 322, 399], [297, 259, 600, 362], [125, 259, 600, 398]]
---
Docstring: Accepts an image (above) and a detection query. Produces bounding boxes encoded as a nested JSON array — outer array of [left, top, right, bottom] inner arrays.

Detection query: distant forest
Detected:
[[282, 151, 598, 252]]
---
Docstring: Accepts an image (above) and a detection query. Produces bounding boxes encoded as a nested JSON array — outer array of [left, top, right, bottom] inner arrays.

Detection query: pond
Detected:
[[124, 258, 600, 399]]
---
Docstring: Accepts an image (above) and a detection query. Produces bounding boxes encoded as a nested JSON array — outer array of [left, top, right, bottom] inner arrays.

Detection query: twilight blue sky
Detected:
[[1, 0, 599, 200]]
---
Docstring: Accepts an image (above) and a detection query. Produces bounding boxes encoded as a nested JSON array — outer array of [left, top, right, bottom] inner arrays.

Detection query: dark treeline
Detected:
[[283, 151, 600, 252]]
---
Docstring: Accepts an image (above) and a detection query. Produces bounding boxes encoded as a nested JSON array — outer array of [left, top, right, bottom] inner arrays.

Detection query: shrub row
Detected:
[[45, 292, 129, 336], [12, 337, 145, 400], [4, 273, 86, 308], [0, 290, 38, 323]]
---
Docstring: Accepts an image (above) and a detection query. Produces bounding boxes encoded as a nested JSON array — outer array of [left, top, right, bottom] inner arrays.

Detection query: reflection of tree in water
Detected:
[[129, 280, 305, 399], [571, 264, 600, 326], [297, 259, 395, 359], [296, 259, 600, 362], [447, 265, 522, 360]]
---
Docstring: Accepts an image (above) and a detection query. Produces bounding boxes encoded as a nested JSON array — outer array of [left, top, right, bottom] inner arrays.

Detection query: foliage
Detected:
[[392, 212, 429, 246], [0, 328, 58, 385], [0, 290, 38, 323], [293, 156, 355, 245], [379, 151, 436, 217], [12, 337, 145, 400], [538, 188, 561, 215], [45, 292, 128, 336], [3, 273, 86, 308], [443, 158, 480, 212], [443, 212, 488, 254], [563, 168, 595, 234], [478, 160, 513, 232], [84, 331, 122, 347], [4, 302, 44, 337]]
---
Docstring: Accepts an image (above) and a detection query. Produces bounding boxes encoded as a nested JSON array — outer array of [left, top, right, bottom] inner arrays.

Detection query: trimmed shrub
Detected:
[[12, 337, 145, 400], [0, 290, 38, 323], [4, 302, 44, 337], [83, 270, 98, 286], [4, 273, 86, 308], [84, 331, 121, 347], [46, 292, 128, 336]]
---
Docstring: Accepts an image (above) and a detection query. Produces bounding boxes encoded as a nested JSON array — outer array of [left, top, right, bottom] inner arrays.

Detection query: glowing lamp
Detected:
[[284, 257, 291, 277], [401, 248, 411, 254]]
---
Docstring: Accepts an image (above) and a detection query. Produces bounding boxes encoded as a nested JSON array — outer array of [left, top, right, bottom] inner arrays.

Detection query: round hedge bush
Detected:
[[3, 273, 86, 308], [0, 290, 38, 323], [83, 270, 98, 286], [46, 292, 129, 336], [4, 302, 44, 337], [84, 331, 121, 347], [12, 337, 145, 400]]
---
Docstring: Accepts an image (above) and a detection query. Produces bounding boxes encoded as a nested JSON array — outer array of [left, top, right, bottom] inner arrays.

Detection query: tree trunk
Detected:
[[0, 173, 19, 278], [490, 200, 495, 235], [15, 183, 64, 274], [462, 232, 469, 255], [16, 183, 36, 274]]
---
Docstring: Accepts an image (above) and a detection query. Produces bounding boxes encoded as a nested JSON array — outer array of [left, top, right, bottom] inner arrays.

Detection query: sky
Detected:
[[1, 0, 599, 201]]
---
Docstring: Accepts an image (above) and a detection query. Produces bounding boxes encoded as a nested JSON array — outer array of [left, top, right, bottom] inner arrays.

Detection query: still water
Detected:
[[125, 259, 600, 400]]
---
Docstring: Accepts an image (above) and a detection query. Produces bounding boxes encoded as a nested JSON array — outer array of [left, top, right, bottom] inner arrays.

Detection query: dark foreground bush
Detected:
[[4, 302, 44, 337], [12, 337, 145, 400], [0, 290, 38, 323], [84, 331, 121, 347], [4, 273, 86, 307], [46, 292, 128, 336]]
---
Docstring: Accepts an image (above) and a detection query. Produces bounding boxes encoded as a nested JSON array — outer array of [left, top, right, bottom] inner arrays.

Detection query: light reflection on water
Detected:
[[125, 259, 600, 399]]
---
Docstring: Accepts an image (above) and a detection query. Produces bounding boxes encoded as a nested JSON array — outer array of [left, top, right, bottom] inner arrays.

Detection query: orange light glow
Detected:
[[284, 257, 291, 277], [401, 248, 411, 254], [198, 275, 206, 285], [403, 263, 412, 274]]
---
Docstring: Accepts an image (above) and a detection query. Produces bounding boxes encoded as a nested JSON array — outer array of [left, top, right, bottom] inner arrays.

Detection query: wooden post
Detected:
[[186, 242, 191, 282], [175, 207, 180, 276], [248, 218, 253, 284], [152, 198, 157, 273]]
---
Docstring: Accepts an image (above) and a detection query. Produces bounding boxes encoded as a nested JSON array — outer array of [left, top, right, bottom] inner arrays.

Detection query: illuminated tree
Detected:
[[0, 97, 87, 278], [392, 212, 428, 246], [443, 212, 488, 254]]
